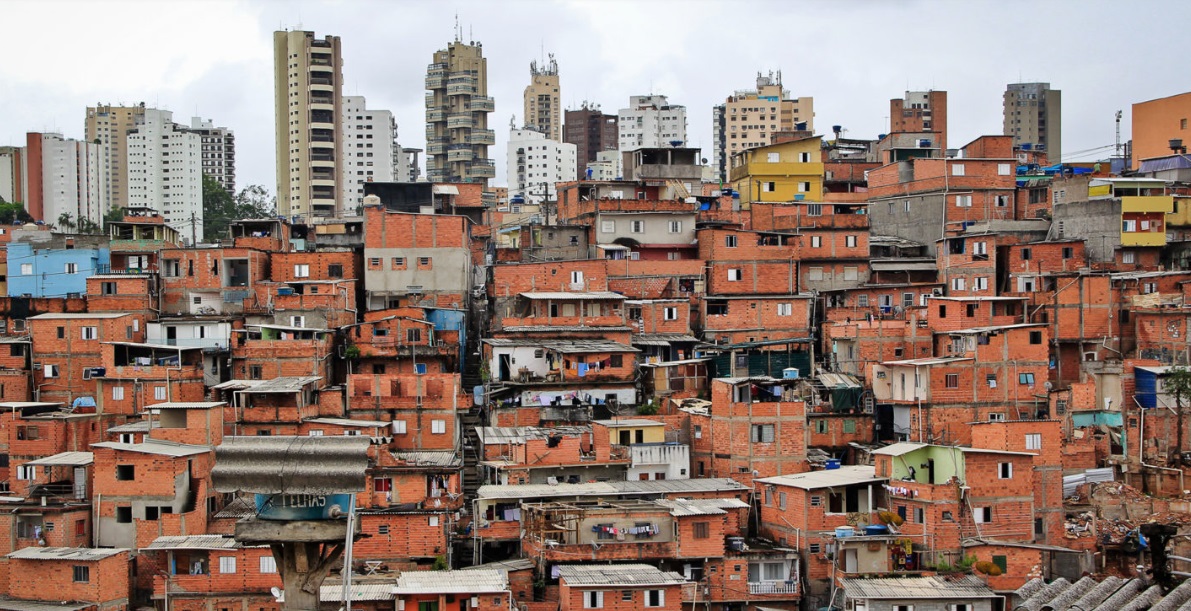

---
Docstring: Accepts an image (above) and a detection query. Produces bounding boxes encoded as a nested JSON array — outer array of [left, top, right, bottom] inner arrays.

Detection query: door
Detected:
[[844, 548, 858, 573], [73, 467, 87, 499], [619, 430, 631, 445], [166, 326, 177, 346], [499, 354, 511, 381]]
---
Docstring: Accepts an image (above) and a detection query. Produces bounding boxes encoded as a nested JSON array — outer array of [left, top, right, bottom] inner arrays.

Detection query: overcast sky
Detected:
[[2, 0, 1189, 195]]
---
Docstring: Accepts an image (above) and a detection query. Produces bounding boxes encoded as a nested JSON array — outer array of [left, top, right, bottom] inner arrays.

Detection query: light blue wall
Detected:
[[7, 243, 110, 298]]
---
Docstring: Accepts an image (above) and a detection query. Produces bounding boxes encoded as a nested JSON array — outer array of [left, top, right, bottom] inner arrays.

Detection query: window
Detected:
[[779, 492, 787, 510], [974, 507, 992, 523], [64, 263, 78, 274], [219, 557, 237, 574], [116, 465, 135, 481], [1025, 433, 1042, 450], [290, 315, 305, 328], [693, 522, 710, 538], [368, 257, 380, 268], [663, 307, 678, 321], [951, 606, 971, 611], [583, 591, 603, 609], [952, 277, 966, 291], [630, 220, 645, 233], [57, 327, 65, 339], [987, 374, 997, 388], [44, 364, 59, 378], [777, 303, 792, 316], [810, 235, 821, 248], [1019, 373, 1035, 385], [974, 277, 988, 291], [951, 163, 965, 176], [955, 195, 972, 207], [806, 204, 822, 216], [392, 420, 407, 434], [668, 221, 682, 233], [20, 263, 31, 276], [893, 606, 915, 611], [727, 268, 742, 281], [846, 235, 857, 248], [154, 386, 167, 401], [374, 478, 392, 492], [112, 387, 125, 401], [293, 264, 310, 278], [914, 507, 924, 523], [761, 181, 775, 192], [1121, 250, 1136, 264], [260, 556, 277, 573], [418, 257, 432, 268], [998, 163, 1011, 175], [81, 326, 97, 340], [942, 511, 954, 522], [843, 266, 858, 281], [751, 424, 775, 443], [116, 506, 132, 523], [407, 328, 421, 343], [622, 591, 634, 602], [725, 235, 737, 248], [999, 462, 1013, 479], [645, 590, 664, 608], [15, 465, 34, 480], [571, 271, 584, 285], [989, 413, 1006, 422], [693, 425, 702, 439], [72, 566, 89, 583], [857, 295, 869, 308], [1123, 219, 1137, 232], [767, 152, 780, 163], [601, 220, 615, 233], [799, 151, 812, 163], [431, 419, 446, 434], [328, 264, 343, 278], [610, 354, 623, 367], [945, 374, 959, 388], [808, 543, 820, 554]]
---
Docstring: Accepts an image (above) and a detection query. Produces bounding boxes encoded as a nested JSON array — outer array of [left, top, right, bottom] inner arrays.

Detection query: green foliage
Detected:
[[76, 218, 102, 234], [1166, 366, 1191, 466], [637, 400, 659, 416], [431, 555, 449, 571], [0, 201, 33, 225], [343, 345, 361, 360], [935, 556, 978, 573], [202, 175, 277, 243], [102, 207, 125, 231]]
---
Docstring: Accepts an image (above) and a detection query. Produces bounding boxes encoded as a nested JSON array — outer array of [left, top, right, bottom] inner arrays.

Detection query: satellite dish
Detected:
[[271, 587, 282, 599]]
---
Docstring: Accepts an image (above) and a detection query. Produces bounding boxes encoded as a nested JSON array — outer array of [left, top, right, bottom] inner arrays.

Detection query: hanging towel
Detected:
[[577, 363, 588, 377]]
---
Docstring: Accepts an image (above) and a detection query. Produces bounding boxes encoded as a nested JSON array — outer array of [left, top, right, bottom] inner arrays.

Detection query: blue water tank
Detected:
[[825, 459, 841, 470], [782, 368, 800, 380], [865, 524, 889, 536], [277, 287, 294, 296]]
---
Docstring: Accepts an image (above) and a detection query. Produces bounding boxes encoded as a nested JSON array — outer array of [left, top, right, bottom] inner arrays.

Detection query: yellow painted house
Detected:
[[1089, 178, 1173, 248], [729, 135, 824, 207], [592, 418, 666, 446]]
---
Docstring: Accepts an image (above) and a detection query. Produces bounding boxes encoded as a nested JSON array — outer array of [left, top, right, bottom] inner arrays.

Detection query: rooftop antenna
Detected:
[[454, 14, 460, 42], [1115, 110, 1123, 156]]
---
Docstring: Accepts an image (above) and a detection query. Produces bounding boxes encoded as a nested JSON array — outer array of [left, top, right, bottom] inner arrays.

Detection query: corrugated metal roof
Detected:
[[28, 313, 127, 319], [870, 442, 928, 456], [318, 582, 396, 602], [756, 466, 885, 490], [391, 450, 462, 468], [870, 260, 938, 272], [213, 496, 256, 519], [238, 376, 324, 393], [24, 451, 93, 467], [107, 420, 156, 433], [7, 547, 127, 561], [0, 600, 92, 611], [483, 338, 639, 353], [477, 477, 747, 500], [143, 535, 261, 550], [477, 425, 591, 445], [656, 498, 749, 516], [520, 292, 626, 300], [1014, 576, 1191, 611], [592, 418, 664, 428], [461, 558, 535, 573], [147, 401, 226, 410], [305, 417, 390, 428], [212, 435, 372, 494], [91, 440, 211, 458], [393, 569, 508, 594], [558, 564, 686, 587], [842, 575, 996, 600]]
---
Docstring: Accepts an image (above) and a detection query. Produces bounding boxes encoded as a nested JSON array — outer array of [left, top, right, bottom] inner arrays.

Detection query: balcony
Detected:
[[425, 125, 439, 141], [309, 121, 335, 132], [447, 83, 475, 96], [309, 139, 336, 151], [470, 97, 495, 112], [427, 109, 447, 123], [425, 93, 437, 108], [448, 147, 475, 162], [447, 114, 474, 129], [468, 161, 496, 179], [426, 74, 446, 89], [468, 129, 496, 145], [748, 581, 798, 596], [310, 101, 335, 112], [427, 142, 447, 156]]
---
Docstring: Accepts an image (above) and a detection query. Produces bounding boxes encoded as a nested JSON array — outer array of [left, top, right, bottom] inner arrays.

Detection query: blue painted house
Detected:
[[7, 241, 110, 298]]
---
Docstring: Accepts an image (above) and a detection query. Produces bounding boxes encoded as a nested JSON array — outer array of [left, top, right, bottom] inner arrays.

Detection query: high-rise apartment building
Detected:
[[125, 109, 202, 240], [1004, 82, 1061, 161], [711, 71, 813, 184], [524, 55, 560, 141], [189, 117, 235, 195], [85, 103, 146, 208], [274, 30, 344, 218], [890, 90, 947, 151], [425, 39, 495, 186], [507, 128, 576, 204], [564, 102, 618, 179], [126, 109, 203, 242], [618, 95, 687, 152], [0, 147, 22, 204], [22, 132, 107, 227], [341, 95, 399, 210]]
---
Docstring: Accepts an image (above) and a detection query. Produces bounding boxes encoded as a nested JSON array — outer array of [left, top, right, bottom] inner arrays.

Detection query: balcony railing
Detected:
[[748, 581, 798, 595]]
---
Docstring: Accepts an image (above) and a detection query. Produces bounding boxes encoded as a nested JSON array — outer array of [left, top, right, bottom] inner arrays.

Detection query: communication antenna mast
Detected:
[[1115, 110, 1123, 156]]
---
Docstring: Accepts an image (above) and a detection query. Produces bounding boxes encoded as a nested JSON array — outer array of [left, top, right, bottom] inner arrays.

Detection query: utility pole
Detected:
[[190, 212, 197, 245]]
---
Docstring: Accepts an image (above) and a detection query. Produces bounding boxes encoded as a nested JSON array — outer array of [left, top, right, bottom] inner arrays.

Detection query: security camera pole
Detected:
[[212, 436, 372, 611]]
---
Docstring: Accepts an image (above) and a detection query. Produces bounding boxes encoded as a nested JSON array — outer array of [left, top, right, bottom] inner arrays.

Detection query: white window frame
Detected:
[[431, 419, 446, 434], [260, 556, 277, 573], [1025, 433, 1042, 450], [154, 386, 167, 401], [846, 235, 857, 248], [974, 277, 989, 291], [219, 556, 236, 574], [727, 268, 742, 281], [81, 327, 98, 340], [583, 591, 604, 609], [956, 194, 972, 207], [293, 264, 310, 278], [999, 462, 1013, 479], [290, 315, 305, 328], [630, 220, 645, 234], [663, 307, 678, 321], [952, 277, 966, 291], [974, 507, 992, 523], [952, 163, 965, 176], [668, 221, 682, 233], [645, 590, 665, 608], [777, 303, 792, 316], [600, 220, 615, 233], [20, 263, 32, 276], [64, 262, 79, 274], [392, 420, 408, 434], [810, 235, 821, 248], [998, 163, 1012, 176], [112, 386, 125, 401]]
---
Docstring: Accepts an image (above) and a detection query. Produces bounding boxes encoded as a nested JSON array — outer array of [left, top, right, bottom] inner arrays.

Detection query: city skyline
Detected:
[[1, 0, 1189, 196]]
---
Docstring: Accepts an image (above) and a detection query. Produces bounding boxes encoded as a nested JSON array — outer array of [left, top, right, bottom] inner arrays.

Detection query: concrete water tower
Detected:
[[212, 436, 372, 611]]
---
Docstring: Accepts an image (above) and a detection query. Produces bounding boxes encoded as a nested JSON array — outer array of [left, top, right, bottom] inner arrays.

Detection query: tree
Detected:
[[234, 184, 276, 220], [76, 217, 102, 234], [102, 206, 125, 232], [201, 174, 236, 242], [0, 202, 32, 225], [56, 212, 76, 233], [1164, 367, 1191, 466]]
